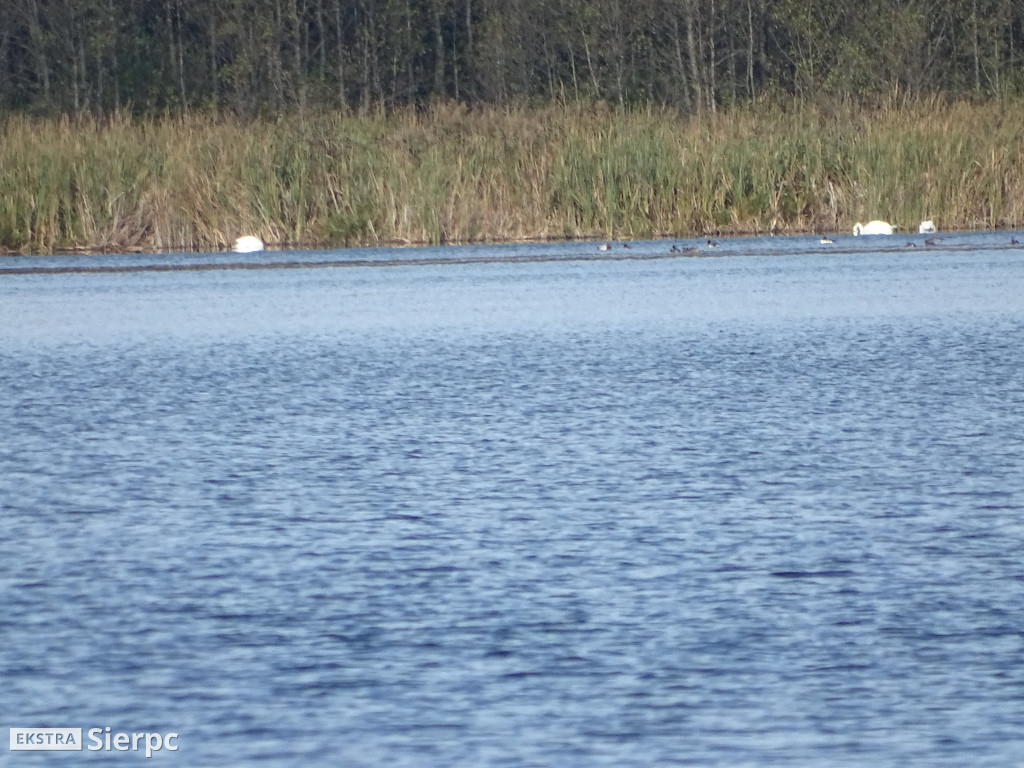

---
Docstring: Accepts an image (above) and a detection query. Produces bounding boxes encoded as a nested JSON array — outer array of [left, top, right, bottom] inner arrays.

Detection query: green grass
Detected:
[[2, 99, 1023, 254]]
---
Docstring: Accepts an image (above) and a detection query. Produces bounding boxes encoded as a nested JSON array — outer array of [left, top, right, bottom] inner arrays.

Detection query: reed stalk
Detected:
[[2, 100, 1023, 254]]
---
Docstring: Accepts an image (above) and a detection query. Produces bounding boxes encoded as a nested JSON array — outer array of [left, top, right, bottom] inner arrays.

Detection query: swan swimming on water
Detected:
[[232, 235, 265, 253], [853, 220, 895, 236], [919, 220, 936, 234]]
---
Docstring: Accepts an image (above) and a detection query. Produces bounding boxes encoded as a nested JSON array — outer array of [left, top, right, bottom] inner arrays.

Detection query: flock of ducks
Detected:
[[599, 219, 942, 254], [625, 218, 1024, 253], [235, 219, 1021, 255]]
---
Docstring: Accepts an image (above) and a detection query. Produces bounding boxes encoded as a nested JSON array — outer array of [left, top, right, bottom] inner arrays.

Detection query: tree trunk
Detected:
[[684, 0, 704, 113], [433, 0, 445, 97]]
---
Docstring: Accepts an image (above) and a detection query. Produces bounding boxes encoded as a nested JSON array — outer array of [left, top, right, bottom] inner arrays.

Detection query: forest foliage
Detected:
[[2, 0, 1024, 115]]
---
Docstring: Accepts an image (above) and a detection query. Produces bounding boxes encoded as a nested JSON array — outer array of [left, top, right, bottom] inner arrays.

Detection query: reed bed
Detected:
[[2, 100, 1024, 254]]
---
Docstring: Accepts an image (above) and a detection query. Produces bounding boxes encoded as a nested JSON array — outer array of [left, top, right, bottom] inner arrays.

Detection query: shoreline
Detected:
[[7, 225, 1020, 260], [10, 229, 814, 258], [8, 229, 1022, 272]]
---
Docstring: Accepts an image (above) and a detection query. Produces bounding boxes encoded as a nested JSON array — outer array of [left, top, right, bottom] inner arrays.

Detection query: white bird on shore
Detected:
[[233, 235, 264, 253], [853, 220, 895, 236], [919, 220, 936, 234]]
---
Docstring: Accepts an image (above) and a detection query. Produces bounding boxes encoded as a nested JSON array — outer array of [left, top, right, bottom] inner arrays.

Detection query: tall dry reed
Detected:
[[2, 100, 1023, 254]]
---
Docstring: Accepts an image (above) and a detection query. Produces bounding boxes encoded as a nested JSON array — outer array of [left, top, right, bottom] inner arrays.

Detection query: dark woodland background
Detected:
[[2, 0, 1023, 115]]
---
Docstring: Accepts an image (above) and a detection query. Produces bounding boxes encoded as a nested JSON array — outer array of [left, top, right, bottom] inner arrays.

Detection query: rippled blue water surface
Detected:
[[2, 235, 1024, 767]]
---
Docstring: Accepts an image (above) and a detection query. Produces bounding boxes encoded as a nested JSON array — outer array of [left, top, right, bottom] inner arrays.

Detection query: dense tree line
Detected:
[[2, 0, 1024, 115]]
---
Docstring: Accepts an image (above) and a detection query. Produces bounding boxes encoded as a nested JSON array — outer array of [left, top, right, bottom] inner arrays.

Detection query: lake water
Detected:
[[2, 234, 1023, 766]]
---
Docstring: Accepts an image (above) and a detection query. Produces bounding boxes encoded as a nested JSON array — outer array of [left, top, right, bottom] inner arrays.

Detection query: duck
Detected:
[[919, 220, 936, 234], [232, 235, 265, 253], [924, 237, 941, 246], [598, 243, 612, 251], [706, 239, 719, 248], [853, 220, 895, 236], [820, 236, 835, 244]]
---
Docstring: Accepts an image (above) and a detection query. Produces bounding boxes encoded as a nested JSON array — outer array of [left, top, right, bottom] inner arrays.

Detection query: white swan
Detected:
[[232, 235, 264, 253], [853, 220, 894, 236], [919, 220, 936, 234]]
